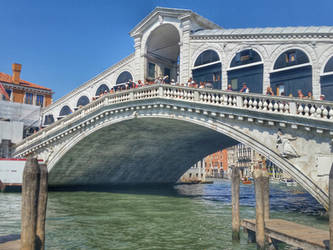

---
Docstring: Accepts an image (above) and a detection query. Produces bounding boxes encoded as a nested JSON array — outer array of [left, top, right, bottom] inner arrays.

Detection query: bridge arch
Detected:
[[76, 95, 90, 107], [192, 49, 222, 89], [43, 107, 328, 209], [116, 71, 133, 84], [145, 23, 180, 81], [270, 47, 312, 97], [95, 84, 110, 96], [59, 105, 72, 117]]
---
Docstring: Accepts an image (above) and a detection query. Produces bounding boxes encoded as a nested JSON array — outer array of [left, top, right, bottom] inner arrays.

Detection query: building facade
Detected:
[[0, 63, 53, 156], [0, 63, 52, 107], [38, 7, 333, 124]]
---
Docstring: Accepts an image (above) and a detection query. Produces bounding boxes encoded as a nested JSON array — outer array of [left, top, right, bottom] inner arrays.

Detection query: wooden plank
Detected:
[[241, 219, 329, 249]]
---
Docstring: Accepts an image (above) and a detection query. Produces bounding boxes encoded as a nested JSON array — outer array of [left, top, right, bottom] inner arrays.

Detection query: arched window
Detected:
[[59, 105, 72, 116], [273, 49, 309, 70], [270, 49, 312, 97], [192, 50, 221, 89], [320, 56, 333, 101], [194, 50, 219, 67], [95, 84, 109, 96], [44, 114, 54, 125], [116, 71, 133, 84], [228, 49, 263, 93], [77, 96, 89, 107]]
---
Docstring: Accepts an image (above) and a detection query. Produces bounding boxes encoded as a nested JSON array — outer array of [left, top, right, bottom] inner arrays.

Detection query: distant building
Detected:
[[227, 144, 260, 178], [0, 63, 52, 107], [178, 160, 206, 183], [0, 63, 53, 157], [204, 149, 228, 178]]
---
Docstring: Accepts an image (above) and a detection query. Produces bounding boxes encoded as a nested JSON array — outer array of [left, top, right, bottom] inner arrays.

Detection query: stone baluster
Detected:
[[273, 102, 279, 112]]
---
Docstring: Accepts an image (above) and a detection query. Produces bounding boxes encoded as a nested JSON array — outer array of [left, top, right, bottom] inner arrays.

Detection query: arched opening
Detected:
[[227, 49, 263, 93], [59, 105, 72, 117], [270, 49, 312, 97], [116, 71, 133, 84], [95, 84, 109, 96], [77, 96, 90, 107], [145, 24, 180, 82], [192, 50, 222, 89], [44, 114, 55, 125], [320, 56, 333, 101]]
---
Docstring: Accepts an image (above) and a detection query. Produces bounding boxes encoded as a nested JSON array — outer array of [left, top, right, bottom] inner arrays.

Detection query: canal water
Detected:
[[0, 179, 328, 249]]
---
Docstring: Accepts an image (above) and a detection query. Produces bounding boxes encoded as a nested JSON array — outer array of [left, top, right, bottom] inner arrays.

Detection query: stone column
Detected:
[[133, 34, 144, 82], [312, 65, 321, 99], [221, 68, 228, 90], [179, 15, 191, 84]]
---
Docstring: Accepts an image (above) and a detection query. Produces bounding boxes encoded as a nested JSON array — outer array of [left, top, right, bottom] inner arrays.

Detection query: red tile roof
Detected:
[[0, 72, 52, 92]]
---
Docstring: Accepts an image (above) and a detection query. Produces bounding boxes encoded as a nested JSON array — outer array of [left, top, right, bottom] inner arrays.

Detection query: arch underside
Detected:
[[49, 118, 238, 186]]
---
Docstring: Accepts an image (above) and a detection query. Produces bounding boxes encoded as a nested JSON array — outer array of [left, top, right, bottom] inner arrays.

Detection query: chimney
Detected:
[[12, 63, 22, 84]]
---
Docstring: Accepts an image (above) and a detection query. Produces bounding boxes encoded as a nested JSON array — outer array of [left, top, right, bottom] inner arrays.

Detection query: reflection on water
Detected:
[[0, 179, 328, 249]]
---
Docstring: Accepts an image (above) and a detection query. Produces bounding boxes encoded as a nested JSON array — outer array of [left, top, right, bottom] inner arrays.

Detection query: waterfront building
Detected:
[[40, 7, 333, 123], [178, 160, 206, 183], [204, 149, 228, 178], [0, 63, 53, 156]]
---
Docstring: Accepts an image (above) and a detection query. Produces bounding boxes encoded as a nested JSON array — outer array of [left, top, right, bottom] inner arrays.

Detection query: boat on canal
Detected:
[[0, 158, 43, 192]]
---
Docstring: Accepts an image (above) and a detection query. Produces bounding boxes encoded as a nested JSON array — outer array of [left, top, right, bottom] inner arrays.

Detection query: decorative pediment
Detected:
[[129, 7, 221, 38]]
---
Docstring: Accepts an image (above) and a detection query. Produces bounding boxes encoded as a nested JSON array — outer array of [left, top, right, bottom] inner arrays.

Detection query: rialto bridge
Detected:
[[42, 7, 333, 125], [13, 84, 333, 209]]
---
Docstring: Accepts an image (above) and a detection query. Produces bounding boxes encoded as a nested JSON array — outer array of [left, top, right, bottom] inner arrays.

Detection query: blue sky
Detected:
[[1, 0, 332, 100]]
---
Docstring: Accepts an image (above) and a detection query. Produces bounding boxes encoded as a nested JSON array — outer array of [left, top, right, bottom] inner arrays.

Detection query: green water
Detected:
[[0, 180, 328, 249]]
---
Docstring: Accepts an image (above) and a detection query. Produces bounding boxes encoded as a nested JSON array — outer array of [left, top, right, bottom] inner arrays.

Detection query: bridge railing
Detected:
[[15, 84, 333, 151]]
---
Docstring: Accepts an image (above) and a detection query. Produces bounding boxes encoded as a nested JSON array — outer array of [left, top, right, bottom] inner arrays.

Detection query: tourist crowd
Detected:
[[93, 76, 326, 101]]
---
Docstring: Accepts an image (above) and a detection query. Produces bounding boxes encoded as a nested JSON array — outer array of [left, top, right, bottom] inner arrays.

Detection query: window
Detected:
[[36, 95, 44, 107], [213, 72, 220, 82], [2, 89, 11, 101], [116, 71, 133, 84], [194, 50, 220, 67], [148, 62, 155, 79], [25, 93, 33, 104]]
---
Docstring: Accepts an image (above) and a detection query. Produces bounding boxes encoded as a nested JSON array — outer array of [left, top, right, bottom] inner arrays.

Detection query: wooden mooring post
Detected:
[[253, 169, 265, 250], [36, 164, 48, 250], [262, 169, 270, 221], [21, 157, 48, 250], [232, 167, 240, 241]]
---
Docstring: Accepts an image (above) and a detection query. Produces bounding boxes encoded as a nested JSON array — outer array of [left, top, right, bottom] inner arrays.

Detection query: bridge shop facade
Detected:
[[42, 7, 333, 124]]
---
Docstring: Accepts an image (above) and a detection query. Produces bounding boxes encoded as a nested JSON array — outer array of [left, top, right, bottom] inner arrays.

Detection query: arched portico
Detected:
[[227, 49, 263, 93], [145, 24, 180, 82]]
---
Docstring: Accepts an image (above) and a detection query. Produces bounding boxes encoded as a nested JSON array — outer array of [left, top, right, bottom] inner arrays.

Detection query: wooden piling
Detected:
[[262, 169, 270, 220], [253, 169, 265, 250], [36, 164, 48, 250], [21, 157, 40, 250], [232, 167, 240, 241], [329, 164, 333, 250]]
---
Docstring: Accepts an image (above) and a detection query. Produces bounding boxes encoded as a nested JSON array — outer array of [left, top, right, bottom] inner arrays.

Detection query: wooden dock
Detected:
[[241, 219, 329, 249]]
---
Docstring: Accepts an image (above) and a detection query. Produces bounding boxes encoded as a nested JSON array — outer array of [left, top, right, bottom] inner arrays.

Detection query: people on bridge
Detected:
[[265, 86, 275, 96], [226, 84, 232, 91], [297, 89, 304, 99], [239, 83, 249, 93]]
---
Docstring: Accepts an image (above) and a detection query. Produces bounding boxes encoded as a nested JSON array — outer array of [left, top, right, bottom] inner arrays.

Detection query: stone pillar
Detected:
[[133, 34, 144, 82], [312, 65, 321, 99], [221, 68, 228, 90], [263, 62, 271, 94], [179, 15, 191, 84]]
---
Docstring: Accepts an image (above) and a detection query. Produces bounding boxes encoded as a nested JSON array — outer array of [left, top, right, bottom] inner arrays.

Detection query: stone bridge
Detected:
[[13, 85, 333, 208]]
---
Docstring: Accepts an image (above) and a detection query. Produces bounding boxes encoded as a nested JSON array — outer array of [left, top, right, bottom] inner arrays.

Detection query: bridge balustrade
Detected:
[[15, 84, 333, 154]]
